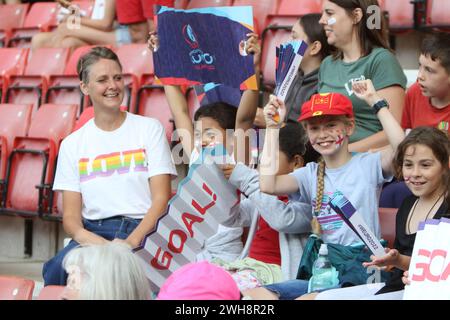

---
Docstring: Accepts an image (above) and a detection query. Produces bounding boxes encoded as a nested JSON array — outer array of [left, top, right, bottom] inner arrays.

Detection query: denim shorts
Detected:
[[115, 24, 132, 45], [264, 279, 310, 300]]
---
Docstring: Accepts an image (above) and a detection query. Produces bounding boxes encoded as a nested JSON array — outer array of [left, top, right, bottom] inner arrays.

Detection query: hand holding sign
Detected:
[[263, 94, 286, 128]]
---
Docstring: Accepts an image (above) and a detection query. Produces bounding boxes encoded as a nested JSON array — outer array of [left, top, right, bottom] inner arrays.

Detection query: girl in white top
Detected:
[[244, 80, 405, 299]]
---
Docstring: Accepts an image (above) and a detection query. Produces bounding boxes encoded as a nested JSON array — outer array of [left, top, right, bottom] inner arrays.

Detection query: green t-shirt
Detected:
[[318, 48, 407, 143]]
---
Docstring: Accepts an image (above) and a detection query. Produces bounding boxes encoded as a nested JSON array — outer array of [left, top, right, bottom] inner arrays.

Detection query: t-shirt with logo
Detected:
[[53, 112, 177, 220], [318, 48, 407, 143], [401, 82, 450, 133], [290, 152, 391, 246]]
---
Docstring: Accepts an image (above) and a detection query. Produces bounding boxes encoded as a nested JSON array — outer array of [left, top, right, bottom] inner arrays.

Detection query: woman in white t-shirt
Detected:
[[43, 46, 176, 286]]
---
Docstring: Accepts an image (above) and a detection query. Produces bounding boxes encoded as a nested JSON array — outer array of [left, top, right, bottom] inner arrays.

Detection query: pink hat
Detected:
[[157, 261, 241, 300]]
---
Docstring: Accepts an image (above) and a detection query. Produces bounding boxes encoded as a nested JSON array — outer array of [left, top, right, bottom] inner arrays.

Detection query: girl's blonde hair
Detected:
[[63, 242, 151, 300]]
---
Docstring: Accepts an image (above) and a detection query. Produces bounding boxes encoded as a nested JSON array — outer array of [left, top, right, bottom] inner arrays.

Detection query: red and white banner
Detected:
[[404, 218, 450, 300], [134, 150, 239, 292]]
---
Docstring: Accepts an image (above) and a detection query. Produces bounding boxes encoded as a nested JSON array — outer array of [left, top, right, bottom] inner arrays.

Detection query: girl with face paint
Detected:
[[307, 127, 450, 300], [244, 81, 405, 300], [317, 0, 407, 154]]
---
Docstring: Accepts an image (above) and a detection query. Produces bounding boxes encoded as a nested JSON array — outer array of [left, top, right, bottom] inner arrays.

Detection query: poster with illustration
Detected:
[[153, 5, 257, 90]]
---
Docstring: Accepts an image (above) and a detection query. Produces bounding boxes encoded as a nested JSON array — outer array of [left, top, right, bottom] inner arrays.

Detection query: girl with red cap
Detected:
[[244, 79, 404, 299]]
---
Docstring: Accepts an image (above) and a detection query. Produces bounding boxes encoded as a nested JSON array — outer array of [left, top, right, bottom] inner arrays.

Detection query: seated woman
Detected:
[[31, 0, 131, 50], [62, 242, 151, 300], [42, 46, 176, 286]]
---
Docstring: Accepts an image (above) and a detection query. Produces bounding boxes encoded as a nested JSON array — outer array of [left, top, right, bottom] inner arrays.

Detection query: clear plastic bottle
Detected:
[[310, 244, 337, 292]]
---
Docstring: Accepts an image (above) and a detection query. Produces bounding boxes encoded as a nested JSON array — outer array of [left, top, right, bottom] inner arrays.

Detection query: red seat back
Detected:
[[260, 18, 293, 87], [0, 48, 29, 77], [0, 3, 29, 31], [174, 0, 189, 9], [426, 0, 450, 28], [233, 0, 279, 33], [0, 276, 34, 300], [277, 0, 322, 16], [137, 86, 174, 142], [115, 44, 154, 78], [6, 104, 77, 212], [379, 207, 398, 248], [0, 103, 32, 178], [23, 2, 58, 29], [187, 0, 233, 9], [382, 0, 414, 31], [37, 285, 64, 300], [25, 48, 70, 76]]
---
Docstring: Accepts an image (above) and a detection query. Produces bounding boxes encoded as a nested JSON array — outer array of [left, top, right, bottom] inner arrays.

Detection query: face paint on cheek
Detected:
[[335, 135, 345, 149], [328, 17, 337, 25]]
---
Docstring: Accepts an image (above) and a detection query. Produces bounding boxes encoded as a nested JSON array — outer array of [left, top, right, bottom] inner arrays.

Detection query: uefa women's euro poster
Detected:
[[152, 5, 258, 90]]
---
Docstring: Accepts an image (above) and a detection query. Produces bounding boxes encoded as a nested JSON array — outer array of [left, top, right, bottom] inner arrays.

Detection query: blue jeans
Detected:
[[264, 280, 310, 300], [42, 216, 141, 286]]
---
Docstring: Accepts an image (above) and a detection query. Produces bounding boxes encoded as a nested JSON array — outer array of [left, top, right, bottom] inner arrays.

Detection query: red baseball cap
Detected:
[[298, 93, 354, 122]]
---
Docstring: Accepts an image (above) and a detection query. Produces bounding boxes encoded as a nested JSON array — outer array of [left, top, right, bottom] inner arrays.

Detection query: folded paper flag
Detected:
[[153, 6, 257, 90], [274, 40, 308, 101], [329, 192, 386, 257]]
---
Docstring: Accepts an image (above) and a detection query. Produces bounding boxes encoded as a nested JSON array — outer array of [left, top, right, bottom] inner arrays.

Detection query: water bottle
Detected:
[[310, 244, 338, 292]]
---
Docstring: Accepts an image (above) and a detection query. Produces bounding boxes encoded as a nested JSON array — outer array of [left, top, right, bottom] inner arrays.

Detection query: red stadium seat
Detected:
[[0, 3, 29, 47], [115, 44, 154, 111], [0, 48, 29, 78], [382, 0, 415, 31], [136, 84, 175, 142], [2, 104, 77, 217], [260, 16, 293, 88], [425, 0, 450, 29], [233, 0, 279, 34], [0, 276, 35, 300], [0, 48, 28, 103], [5, 48, 70, 114], [277, 0, 322, 16], [187, 0, 233, 9], [0, 104, 32, 206], [36, 285, 64, 300], [43, 46, 98, 115], [379, 207, 398, 248], [8, 2, 59, 48]]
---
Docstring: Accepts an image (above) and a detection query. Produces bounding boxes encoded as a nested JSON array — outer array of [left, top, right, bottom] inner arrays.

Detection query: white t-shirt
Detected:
[[290, 152, 391, 246], [53, 112, 177, 220]]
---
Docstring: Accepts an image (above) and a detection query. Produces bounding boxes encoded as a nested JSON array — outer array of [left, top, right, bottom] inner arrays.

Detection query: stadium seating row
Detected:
[[0, 275, 64, 300], [1, 1, 449, 49]]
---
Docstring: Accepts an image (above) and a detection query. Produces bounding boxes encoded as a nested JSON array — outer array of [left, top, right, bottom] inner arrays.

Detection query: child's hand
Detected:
[[352, 79, 382, 107], [362, 247, 400, 270], [147, 31, 159, 52], [263, 95, 286, 128], [402, 271, 411, 286], [219, 164, 236, 180], [244, 32, 261, 71]]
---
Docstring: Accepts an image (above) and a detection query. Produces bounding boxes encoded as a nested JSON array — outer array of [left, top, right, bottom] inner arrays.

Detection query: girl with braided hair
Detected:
[[244, 79, 405, 300]]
